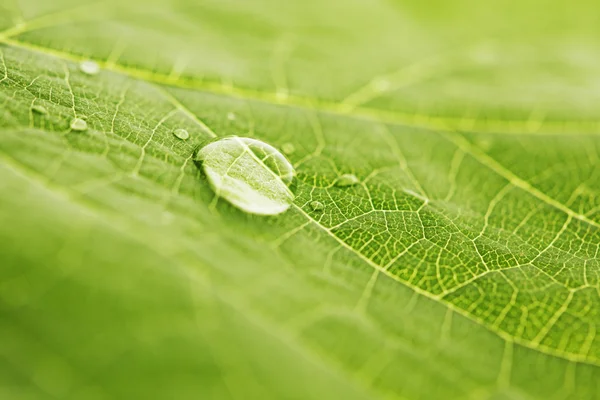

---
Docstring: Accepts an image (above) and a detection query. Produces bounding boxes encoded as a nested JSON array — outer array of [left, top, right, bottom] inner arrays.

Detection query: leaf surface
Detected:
[[1, 0, 599, 399]]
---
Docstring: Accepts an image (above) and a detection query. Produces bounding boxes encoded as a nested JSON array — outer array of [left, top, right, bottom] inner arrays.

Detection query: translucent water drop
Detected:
[[173, 128, 189, 140], [70, 118, 87, 132], [32, 104, 47, 114], [79, 60, 100, 75], [281, 142, 295, 155], [196, 137, 295, 215], [227, 112, 236, 121], [335, 174, 359, 187], [310, 201, 324, 212]]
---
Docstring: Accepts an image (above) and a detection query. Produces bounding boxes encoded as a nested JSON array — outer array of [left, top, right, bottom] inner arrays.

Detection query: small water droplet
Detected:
[[70, 118, 87, 132], [227, 112, 236, 120], [335, 174, 359, 187], [474, 137, 493, 151], [468, 42, 498, 65], [276, 89, 288, 100], [32, 104, 48, 114], [173, 128, 189, 140], [373, 78, 391, 91], [196, 137, 295, 215], [310, 201, 324, 212], [79, 60, 100, 75], [281, 142, 295, 155]]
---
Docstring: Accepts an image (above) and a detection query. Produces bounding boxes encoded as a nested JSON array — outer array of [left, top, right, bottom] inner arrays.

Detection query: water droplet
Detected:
[[276, 89, 288, 100], [335, 174, 359, 187], [70, 118, 87, 132], [474, 137, 493, 151], [196, 137, 295, 215], [468, 42, 498, 65], [173, 128, 189, 140], [32, 104, 47, 114], [310, 201, 324, 212], [79, 60, 100, 75], [373, 78, 391, 91], [227, 112, 236, 121], [281, 142, 295, 155]]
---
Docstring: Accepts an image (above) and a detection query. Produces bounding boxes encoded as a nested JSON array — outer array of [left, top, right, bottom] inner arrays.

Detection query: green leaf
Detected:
[[1, 0, 599, 399]]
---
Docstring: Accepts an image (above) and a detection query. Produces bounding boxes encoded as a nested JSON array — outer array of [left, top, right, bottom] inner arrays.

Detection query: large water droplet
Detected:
[[196, 137, 295, 215], [335, 174, 359, 187], [79, 60, 100, 75], [173, 128, 189, 140], [70, 118, 87, 132]]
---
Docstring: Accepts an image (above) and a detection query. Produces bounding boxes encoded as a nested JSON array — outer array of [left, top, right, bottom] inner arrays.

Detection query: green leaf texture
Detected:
[[1, 0, 599, 399]]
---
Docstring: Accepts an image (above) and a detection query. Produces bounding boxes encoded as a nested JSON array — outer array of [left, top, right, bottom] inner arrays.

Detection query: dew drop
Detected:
[[32, 104, 48, 114], [335, 173, 359, 187], [173, 128, 189, 140], [310, 201, 324, 212], [70, 117, 87, 132], [79, 60, 100, 75], [281, 142, 295, 155], [227, 112, 236, 121], [196, 137, 295, 215]]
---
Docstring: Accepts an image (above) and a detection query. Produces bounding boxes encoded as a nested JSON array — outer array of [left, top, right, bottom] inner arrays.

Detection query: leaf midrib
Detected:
[[2, 36, 600, 137]]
